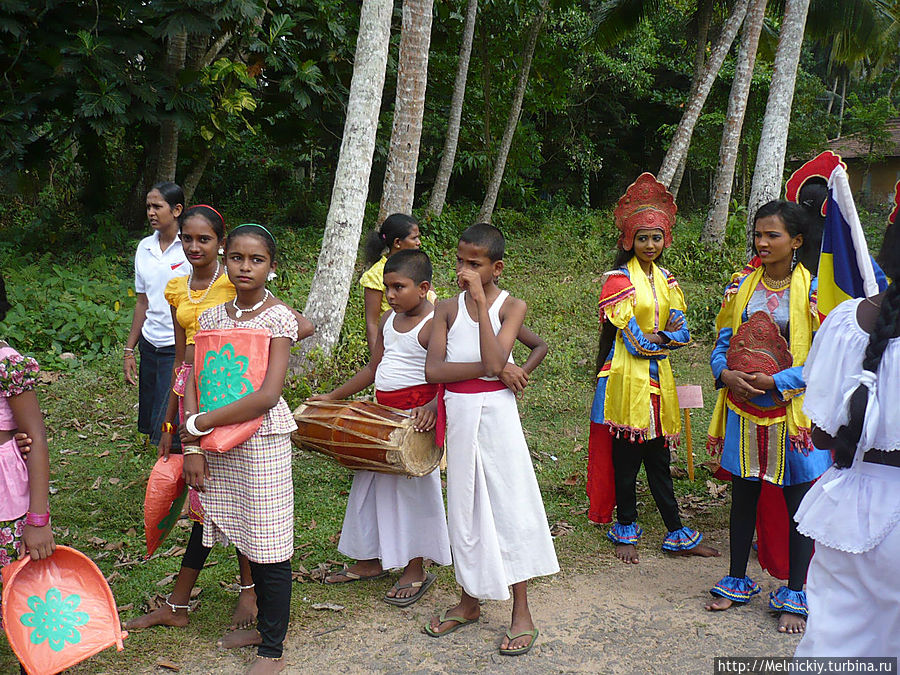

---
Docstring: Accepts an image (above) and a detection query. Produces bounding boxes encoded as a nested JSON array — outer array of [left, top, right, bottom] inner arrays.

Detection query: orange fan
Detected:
[[2, 546, 127, 675], [144, 454, 188, 557], [193, 328, 271, 453]]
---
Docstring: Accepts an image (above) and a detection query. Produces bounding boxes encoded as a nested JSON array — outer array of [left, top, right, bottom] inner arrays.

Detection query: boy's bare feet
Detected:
[[705, 596, 733, 611], [246, 656, 285, 674], [217, 628, 262, 649], [778, 613, 806, 634], [230, 588, 258, 630], [324, 559, 384, 584], [668, 543, 720, 558], [615, 543, 639, 563], [124, 605, 189, 630]]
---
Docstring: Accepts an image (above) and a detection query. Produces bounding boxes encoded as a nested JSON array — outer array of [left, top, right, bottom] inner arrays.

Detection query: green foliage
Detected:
[[0, 257, 135, 367], [844, 94, 899, 164]]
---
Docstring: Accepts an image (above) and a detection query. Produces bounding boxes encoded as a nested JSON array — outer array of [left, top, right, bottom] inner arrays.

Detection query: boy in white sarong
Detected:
[[424, 223, 559, 656], [311, 250, 450, 606]]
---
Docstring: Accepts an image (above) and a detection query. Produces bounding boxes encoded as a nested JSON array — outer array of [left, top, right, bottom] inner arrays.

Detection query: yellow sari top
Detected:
[[164, 273, 236, 345], [706, 259, 819, 454], [360, 255, 437, 313], [595, 256, 689, 445]]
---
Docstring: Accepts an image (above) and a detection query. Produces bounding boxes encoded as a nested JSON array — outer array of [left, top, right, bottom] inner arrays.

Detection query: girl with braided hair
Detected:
[[793, 196, 900, 657]]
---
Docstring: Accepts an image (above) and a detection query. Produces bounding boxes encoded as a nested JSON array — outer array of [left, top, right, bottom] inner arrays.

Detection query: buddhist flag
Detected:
[[817, 163, 886, 320]]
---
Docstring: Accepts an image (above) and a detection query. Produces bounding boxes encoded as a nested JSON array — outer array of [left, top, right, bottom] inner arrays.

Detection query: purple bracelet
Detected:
[[25, 511, 50, 527]]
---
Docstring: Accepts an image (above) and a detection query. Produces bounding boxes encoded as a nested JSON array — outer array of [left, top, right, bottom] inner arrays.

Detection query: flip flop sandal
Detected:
[[383, 572, 436, 607], [499, 628, 539, 656], [323, 566, 388, 584], [422, 608, 477, 637]]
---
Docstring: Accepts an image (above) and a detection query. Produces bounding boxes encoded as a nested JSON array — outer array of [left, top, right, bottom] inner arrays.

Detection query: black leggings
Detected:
[[612, 435, 683, 533], [246, 555, 292, 659], [181, 523, 291, 658], [728, 477, 814, 591], [181, 521, 211, 570]]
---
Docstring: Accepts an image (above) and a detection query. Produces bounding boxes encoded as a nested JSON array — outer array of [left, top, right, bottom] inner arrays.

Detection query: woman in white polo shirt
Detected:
[[123, 182, 188, 446]]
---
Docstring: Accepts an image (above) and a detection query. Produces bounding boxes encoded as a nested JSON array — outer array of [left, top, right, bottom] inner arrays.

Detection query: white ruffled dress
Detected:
[[794, 298, 900, 657]]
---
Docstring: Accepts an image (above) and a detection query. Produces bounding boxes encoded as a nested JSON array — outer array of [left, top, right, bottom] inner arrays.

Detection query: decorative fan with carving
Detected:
[[726, 311, 793, 376]]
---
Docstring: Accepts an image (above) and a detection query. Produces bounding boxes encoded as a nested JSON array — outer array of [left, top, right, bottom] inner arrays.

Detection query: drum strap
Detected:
[[435, 379, 508, 448]]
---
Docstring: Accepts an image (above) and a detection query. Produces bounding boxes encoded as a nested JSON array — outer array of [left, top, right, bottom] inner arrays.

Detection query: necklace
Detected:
[[762, 270, 790, 290], [187, 261, 220, 305], [233, 289, 270, 319]]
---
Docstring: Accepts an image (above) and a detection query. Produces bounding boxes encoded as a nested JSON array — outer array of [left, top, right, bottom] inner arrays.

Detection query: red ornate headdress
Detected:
[[785, 151, 846, 217], [613, 173, 676, 250], [889, 180, 900, 226]]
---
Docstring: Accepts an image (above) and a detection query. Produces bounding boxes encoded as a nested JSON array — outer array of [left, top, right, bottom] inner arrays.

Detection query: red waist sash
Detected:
[[435, 378, 508, 448], [375, 384, 438, 410]]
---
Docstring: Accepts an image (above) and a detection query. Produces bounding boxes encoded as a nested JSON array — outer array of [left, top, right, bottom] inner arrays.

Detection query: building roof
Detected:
[[827, 118, 900, 159]]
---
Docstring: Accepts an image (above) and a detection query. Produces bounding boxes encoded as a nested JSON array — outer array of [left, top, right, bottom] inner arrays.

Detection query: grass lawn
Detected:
[[1, 209, 745, 672]]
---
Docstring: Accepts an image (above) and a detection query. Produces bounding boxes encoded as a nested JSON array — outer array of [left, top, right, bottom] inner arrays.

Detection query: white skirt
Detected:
[[337, 469, 452, 569], [795, 463, 900, 657], [444, 388, 559, 600]]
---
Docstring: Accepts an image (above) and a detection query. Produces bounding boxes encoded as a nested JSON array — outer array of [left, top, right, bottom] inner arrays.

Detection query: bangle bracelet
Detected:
[[183, 446, 204, 456], [124, 354, 136, 360], [25, 511, 51, 527], [185, 413, 213, 437], [160, 421, 176, 435], [123, 347, 135, 353]]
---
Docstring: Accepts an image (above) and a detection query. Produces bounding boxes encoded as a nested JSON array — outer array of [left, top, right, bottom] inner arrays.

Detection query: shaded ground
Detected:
[[146, 529, 799, 674]]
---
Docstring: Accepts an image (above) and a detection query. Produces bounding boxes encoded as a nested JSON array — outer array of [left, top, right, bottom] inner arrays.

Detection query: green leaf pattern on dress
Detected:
[[19, 587, 90, 652], [198, 343, 255, 412]]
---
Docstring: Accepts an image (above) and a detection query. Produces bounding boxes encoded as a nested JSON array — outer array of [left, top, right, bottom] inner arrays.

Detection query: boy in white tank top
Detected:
[[424, 224, 559, 656], [310, 250, 451, 607]]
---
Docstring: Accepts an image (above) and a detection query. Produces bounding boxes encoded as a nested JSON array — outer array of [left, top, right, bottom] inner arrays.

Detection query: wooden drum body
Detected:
[[292, 400, 441, 477]]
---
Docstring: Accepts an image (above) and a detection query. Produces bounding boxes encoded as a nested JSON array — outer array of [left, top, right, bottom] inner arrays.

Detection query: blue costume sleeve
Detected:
[[710, 327, 732, 386], [773, 366, 806, 401], [620, 317, 669, 360], [658, 309, 691, 348]]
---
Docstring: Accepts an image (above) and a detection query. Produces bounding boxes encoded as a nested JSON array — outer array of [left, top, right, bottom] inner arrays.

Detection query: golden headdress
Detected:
[[613, 172, 677, 250]]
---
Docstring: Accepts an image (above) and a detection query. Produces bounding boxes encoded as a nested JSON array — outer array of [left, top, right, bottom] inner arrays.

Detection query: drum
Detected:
[[292, 400, 441, 477]]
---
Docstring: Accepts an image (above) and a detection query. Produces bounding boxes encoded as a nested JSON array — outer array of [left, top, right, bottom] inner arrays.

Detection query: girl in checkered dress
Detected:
[[180, 224, 308, 675]]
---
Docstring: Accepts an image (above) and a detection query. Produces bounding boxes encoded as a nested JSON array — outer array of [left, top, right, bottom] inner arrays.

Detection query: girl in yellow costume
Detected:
[[587, 173, 718, 563], [705, 200, 832, 635]]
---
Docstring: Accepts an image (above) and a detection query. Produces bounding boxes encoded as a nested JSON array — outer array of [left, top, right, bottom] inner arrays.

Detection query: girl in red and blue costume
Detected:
[[587, 173, 719, 564]]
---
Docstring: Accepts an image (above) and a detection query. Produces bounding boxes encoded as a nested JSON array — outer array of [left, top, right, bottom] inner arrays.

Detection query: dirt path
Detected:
[[167, 530, 800, 674]]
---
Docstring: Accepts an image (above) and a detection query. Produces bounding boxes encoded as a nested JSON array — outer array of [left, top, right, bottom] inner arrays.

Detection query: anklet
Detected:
[[256, 655, 283, 662], [165, 595, 191, 614], [238, 583, 256, 591]]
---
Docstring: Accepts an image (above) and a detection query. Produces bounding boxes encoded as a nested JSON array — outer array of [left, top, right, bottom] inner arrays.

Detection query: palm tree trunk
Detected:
[[826, 75, 838, 115], [745, 0, 811, 256], [701, 0, 767, 246], [479, 19, 492, 183], [182, 147, 213, 204], [837, 74, 847, 137], [297, 0, 393, 363], [657, 0, 750, 187], [427, 0, 478, 217], [477, 0, 550, 224], [157, 29, 188, 183], [669, 0, 714, 201], [378, 0, 434, 223]]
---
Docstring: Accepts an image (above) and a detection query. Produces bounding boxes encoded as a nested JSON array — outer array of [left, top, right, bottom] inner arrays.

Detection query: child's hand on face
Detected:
[[410, 406, 436, 432], [15, 432, 31, 458], [499, 363, 528, 394], [458, 269, 486, 304]]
